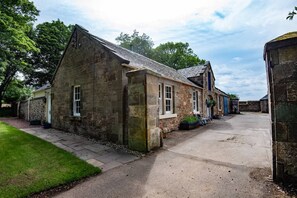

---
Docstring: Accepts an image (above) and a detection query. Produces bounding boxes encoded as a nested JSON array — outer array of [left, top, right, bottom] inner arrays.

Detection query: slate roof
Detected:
[[215, 87, 228, 96], [177, 62, 209, 78], [33, 83, 51, 93], [260, 94, 268, 101], [76, 25, 198, 87]]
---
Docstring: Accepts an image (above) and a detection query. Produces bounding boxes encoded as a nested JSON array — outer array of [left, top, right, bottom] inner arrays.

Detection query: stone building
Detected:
[[51, 25, 208, 152], [260, 94, 268, 113], [264, 32, 297, 182], [177, 62, 228, 118], [215, 87, 229, 116]]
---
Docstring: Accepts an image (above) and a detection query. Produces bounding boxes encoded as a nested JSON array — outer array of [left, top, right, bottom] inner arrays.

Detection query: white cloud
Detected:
[[212, 63, 267, 100], [33, 0, 296, 100], [51, 0, 254, 32]]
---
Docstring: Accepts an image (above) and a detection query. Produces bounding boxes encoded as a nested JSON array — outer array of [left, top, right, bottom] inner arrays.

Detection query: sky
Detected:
[[32, 0, 296, 100]]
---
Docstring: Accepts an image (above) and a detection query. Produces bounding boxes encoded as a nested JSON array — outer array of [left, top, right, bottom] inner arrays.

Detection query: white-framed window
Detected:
[[193, 91, 199, 112], [73, 85, 81, 116], [165, 85, 173, 114], [158, 84, 163, 115]]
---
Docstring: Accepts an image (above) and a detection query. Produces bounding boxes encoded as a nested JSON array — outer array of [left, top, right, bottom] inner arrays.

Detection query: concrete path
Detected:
[[55, 113, 284, 198], [0, 118, 139, 172]]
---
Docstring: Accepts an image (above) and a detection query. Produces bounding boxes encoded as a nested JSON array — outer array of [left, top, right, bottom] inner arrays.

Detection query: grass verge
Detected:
[[0, 122, 101, 198]]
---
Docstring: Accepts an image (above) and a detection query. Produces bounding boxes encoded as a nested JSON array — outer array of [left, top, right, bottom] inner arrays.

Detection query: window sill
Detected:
[[159, 114, 177, 119], [69, 116, 82, 121]]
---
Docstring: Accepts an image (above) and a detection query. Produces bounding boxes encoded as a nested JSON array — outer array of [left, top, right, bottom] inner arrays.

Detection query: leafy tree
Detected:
[[25, 20, 73, 87], [116, 30, 154, 58], [228, 93, 239, 100], [0, 0, 39, 109], [153, 42, 205, 70], [115, 31, 205, 70], [287, 6, 297, 20], [3, 80, 32, 104]]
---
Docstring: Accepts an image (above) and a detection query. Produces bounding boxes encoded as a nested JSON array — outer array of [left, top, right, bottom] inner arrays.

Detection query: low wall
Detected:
[[239, 101, 260, 112], [19, 97, 45, 122]]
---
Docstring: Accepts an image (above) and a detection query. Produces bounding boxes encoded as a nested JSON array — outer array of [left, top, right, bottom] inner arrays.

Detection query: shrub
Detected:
[[181, 115, 199, 124], [206, 99, 216, 107]]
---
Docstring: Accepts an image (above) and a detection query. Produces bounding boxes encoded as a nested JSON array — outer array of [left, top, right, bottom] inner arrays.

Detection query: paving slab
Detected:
[[73, 149, 101, 161], [83, 144, 109, 153], [95, 151, 124, 164], [86, 159, 104, 168]]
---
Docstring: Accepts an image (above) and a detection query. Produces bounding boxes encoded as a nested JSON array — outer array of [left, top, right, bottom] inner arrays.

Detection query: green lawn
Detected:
[[0, 122, 101, 198]]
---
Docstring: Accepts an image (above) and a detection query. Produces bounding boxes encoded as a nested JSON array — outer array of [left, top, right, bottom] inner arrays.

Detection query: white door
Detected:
[[47, 94, 51, 123]]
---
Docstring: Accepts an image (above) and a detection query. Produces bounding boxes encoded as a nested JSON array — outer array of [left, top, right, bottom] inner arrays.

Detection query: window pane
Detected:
[[75, 101, 80, 113], [159, 84, 161, 98], [196, 92, 199, 111], [166, 100, 171, 111], [165, 86, 171, 99], [158, 84, 163, 114], [73, 86, 81, 116], [74, 87, 80, 100]]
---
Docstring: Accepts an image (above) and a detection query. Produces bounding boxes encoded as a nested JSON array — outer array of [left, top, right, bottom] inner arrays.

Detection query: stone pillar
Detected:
[[126, 69, 161, 152], [264, 34, 297, 182], [146, 72, 161, 150]]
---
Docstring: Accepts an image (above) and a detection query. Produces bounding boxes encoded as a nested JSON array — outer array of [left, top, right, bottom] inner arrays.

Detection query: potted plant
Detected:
[[43, 121, 51, 129], [206, 99, 216, 107], [30, 120, 41, 125], [179, 115, 200, 130]]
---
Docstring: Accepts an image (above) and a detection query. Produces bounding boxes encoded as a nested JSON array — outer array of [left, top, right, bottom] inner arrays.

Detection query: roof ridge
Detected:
[[90, 32, 181, 73], [177, 64, 206, 71]]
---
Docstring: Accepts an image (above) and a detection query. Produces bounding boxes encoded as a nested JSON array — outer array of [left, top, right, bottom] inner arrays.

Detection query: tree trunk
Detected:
[[0, 94, 3, 110], [0, 66, 17, 110]]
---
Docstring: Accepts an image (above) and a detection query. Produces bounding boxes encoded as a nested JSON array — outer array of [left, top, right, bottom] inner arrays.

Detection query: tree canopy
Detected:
[[0, 0, 39, 108], [116, 30, 154, 58], [26, 20, 73, 87], [115, 31, 205, 70], [3, 79, 32, 103], [153, 42, 205, 70], [228, 93, 239, 100]]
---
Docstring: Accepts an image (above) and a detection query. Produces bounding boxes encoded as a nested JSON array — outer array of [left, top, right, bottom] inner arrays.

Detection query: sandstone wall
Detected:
[[126, 70, 148, 152], [126, 69, 202, 152], [214, 93, 225, 116], [52, 28, 125, 143], [239, 101, 261, 112], [266, 43, 297, 182], [260, 100, 268, 113], [202, 65, 216, 118], [158, 81, 202, 133]]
